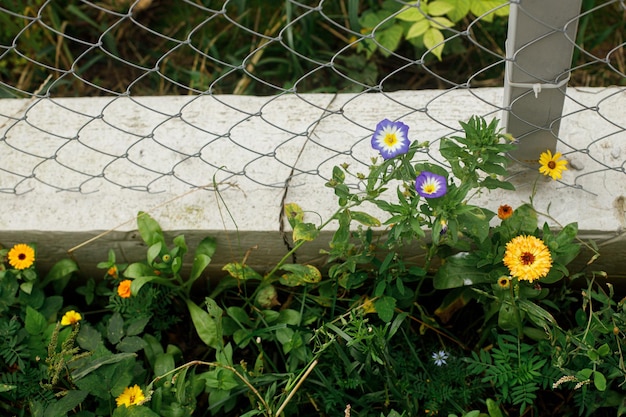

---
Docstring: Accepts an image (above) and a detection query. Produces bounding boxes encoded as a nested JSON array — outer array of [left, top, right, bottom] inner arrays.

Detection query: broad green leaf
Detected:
[[433, 252, 491, 289], [147, 242, 162, 265], [45, 259, 79, 281], [222, 262, 263, 281], [137, 211, 165, 246], [429, 1, 455, 16], [374, 296, 396, 322], [396, 6, 426, 22], [186, 300, 218, 349], [108, 312, 125, 345], [117, 336, 146, 353], [423, 27, 445, 60], [293, 222, 320, 242], [431, 16, 455, 28], [154, 352, 175, 376], [123, 263, 155, 279], [279, 264, 322, 286], [44, 390, 88, 417], [376, 25, 404, 56], [25, 306, 47, 335], [71, 352, 137, 380], [350, 211, 381, 227], [196, 236, 217, 258], [442, 0, 471, 22], [406, 19, 431, 40], [470, 0, 509, 22], [593, 371, 607, 391], [190, 254, 212, 282]]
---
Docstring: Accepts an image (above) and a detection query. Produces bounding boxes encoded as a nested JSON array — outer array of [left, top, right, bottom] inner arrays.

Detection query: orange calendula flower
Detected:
[[61, 310, 82, 326], [107, 265, 118, 278], [117, 280, 132, 298], [503, 235, 552, 282], [497, 204, 513, 220], [115, 384, 146, 407], [539, 149, 568, 180], [7, 244, 35, 270]]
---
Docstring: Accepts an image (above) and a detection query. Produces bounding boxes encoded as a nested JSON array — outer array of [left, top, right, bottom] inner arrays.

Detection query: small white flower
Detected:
[[432, 350, 449, 366]]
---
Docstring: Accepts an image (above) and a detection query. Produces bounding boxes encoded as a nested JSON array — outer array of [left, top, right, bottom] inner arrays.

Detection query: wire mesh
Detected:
[[0, 0, 624, 195]]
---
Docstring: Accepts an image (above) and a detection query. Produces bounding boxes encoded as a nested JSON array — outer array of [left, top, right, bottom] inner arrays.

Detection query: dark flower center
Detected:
[[18, 253, 26, 260], [548, 161, 556, 169], [521, 252, 535, 265]]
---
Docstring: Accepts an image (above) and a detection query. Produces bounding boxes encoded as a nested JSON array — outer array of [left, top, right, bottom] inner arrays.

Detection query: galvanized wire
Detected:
[[0, 0, 624, 195]]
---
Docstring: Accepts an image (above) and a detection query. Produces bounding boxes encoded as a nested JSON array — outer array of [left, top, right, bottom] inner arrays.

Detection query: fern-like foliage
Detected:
[[465, 334, 552, 414]]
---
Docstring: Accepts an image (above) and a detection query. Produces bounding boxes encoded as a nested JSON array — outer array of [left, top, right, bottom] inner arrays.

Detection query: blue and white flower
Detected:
[[432, 350, 449, 366], [371, 119, 410, 160], [415, 171, 447, 198]]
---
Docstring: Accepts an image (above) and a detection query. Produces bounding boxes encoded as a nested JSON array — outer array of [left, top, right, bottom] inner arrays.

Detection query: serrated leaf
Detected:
[[423, 27, 445, 60], [25, 306, 47, 335], [293, 222, 319, 242]]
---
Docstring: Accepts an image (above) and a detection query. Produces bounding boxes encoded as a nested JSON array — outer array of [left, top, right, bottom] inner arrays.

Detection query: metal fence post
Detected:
[[502, 0, 584, 165]]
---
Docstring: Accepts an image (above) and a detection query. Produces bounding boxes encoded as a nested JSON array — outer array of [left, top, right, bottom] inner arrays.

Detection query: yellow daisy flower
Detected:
[[117, 280, 132, 298], [61, 310, 82, 326], [116, 384, 146, 407], [7, 243, 35, 270], [539, 150, 568, 180], [503, 235, 552, 282]]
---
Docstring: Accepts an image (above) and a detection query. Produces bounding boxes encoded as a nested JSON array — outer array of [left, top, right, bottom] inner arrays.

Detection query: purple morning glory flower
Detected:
[[371, 119, 410, 159], [415, 171, 447, 198]]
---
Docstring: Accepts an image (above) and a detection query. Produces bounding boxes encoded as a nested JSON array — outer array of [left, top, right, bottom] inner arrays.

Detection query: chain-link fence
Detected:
[[0, 0, 624, 196]]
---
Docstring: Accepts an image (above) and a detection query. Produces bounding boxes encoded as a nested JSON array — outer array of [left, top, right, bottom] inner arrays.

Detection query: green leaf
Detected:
[[423, 27, 445, 60], [190, 254, 212, 282], [44, 390, 88, 417], [376, 25, 404, 56], [123, 263, 155, 279], [429, 0, 455, 15], [154, 352, 175, 376], [442, 0, 471, 22], [71, 353, 137, 381], [396, 6, 426, 22], [593, 371, 607, 391], [108, 312, 125, 345], [406, 19, 430, 39], [433, 252, 491, 289], [349, 211, 381, 227], [25, 306, 47, 335], [374, 296, 396, 322], [137, 211, 165, 246], [279, 264, 322, 286], [117, 336, 146, 353], [186, 300, 219, 349], [293, 222, 320, 242], [45, 259, 79, 282], [146, 242, 162, 266], [222, 263, 263, 281]]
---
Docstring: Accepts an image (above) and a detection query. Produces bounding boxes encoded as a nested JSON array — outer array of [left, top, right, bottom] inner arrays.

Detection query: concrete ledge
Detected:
[[1, 88, 625, 278]]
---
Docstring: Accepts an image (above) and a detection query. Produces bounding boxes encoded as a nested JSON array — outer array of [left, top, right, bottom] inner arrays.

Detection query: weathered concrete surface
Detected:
[[0, 88, 624, 278]]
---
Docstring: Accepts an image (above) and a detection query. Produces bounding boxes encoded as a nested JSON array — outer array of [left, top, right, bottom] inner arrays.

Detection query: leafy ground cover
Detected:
[[2, 115, 625, 417]]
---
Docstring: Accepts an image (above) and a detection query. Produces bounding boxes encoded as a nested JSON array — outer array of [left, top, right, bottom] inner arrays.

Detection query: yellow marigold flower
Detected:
[[503, 235, 552, 282], [107, 265, 118, 278], [497, 204, 513, 220], [7, 243, 35, 270], [117, 280, 132, 298], [497, 276, 511, 289], [539, 149, 568, 180], [61, 310, 82, 326], [115, 384, 145, 407]]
